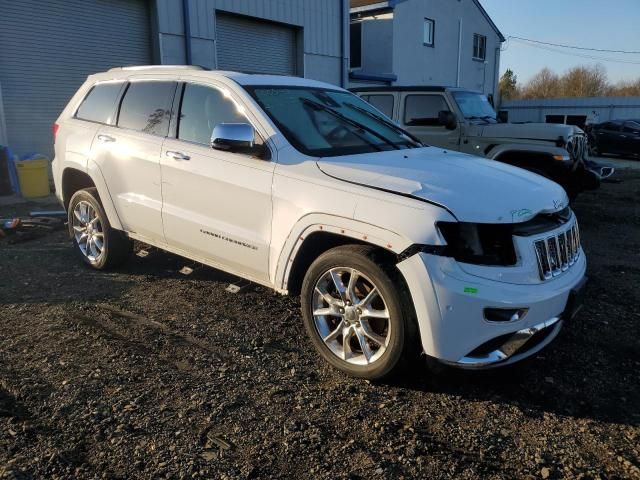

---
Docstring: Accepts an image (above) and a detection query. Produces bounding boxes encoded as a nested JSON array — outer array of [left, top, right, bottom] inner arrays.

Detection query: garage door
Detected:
[[0, 0, 151, 158], [216, 13, 298, 76]]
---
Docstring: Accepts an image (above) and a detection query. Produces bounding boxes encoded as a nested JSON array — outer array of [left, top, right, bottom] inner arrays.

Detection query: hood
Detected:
[[317, 148, 568, 224], [480, 122, 578, 142]]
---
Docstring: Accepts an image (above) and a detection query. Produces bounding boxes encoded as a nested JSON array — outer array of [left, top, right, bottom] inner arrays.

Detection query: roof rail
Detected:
[[108, 65, 206, 72]]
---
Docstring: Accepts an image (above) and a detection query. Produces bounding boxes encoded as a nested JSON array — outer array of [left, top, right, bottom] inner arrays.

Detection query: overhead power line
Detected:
[[507, 35, 640, 55], [508, 38, 640, 65]]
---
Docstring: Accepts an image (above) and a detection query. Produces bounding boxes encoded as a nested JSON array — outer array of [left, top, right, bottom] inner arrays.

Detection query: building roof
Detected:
[[474, 0, 505, 42], [350, 0, 505, 42]]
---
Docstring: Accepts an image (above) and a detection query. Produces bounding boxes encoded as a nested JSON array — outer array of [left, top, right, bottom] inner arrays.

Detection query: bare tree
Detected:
[[520, 68, 562, 99], [561, 65, 608, 97], [608, 78, 640, 96]]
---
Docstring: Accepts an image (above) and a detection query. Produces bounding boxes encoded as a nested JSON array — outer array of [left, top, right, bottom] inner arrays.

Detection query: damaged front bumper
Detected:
[[396, 249, 587, 369]]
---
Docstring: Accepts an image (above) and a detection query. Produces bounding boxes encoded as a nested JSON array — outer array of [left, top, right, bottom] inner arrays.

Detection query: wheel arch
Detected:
[[276, 215, 410, 295], [284, 231, 399, 296], [62, 163, 123, 231]]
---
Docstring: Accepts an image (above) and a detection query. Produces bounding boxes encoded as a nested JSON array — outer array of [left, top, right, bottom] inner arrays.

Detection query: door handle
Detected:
[[97, 134, 115, 143], [619, 135, 627, 138], [165, 150, 190, 161]]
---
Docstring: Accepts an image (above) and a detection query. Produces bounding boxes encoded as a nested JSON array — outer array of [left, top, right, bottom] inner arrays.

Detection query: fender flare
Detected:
[[486, 143, 570, 162], [273, 213, 411, 292], [84, 160, 124, 231]]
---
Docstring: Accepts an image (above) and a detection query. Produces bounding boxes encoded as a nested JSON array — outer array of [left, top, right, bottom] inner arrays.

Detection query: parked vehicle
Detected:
[[53, 66, 587, 379], [589, 120, 640, 158], [351, 86, 600, 199]]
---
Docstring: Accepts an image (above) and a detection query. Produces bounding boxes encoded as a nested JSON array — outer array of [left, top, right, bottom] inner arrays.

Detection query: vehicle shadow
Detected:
[[385, 336, 639, 427]]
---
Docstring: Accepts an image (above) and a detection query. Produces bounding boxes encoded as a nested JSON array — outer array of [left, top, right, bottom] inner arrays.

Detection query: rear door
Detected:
[[399, 93, 460, 149], [92, 79, 177, 240], [160, 81, 274, 282]]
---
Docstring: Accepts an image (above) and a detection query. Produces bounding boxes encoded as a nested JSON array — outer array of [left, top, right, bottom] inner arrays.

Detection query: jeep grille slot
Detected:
[[534, 223, 581, 280]]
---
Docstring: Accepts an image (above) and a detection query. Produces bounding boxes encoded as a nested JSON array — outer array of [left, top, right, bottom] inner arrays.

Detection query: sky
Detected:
[[480, 0, 640, 85]]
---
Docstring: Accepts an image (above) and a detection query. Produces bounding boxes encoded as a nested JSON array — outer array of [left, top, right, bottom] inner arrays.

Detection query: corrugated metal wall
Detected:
[[155, 0, 347, 85], [216, 13, 297, 75], [0, 0, 151, 157], [501, 97, 640, 124]]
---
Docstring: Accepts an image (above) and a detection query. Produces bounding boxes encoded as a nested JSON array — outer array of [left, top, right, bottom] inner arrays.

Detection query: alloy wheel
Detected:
[[311, 267, 391, 365], [72, 200, 105, 263]]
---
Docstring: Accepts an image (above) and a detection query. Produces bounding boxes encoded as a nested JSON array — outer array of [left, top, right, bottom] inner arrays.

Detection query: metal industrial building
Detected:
[[500, 96, 640, 128], [0, 0, 349, 157], [349, 0, 504, 98]]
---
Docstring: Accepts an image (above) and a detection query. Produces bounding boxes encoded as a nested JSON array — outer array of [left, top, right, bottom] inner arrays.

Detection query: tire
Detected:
[[300, 245, 418, 379], [67, 187, 131, 269]]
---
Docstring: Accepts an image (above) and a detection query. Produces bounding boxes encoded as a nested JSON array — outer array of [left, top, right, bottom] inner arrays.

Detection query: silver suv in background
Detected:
[[351, 86, 601, 200]]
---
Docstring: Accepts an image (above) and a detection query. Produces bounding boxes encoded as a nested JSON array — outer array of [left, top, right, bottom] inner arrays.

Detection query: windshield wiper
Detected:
[[343, 102, 423, 148], [301, 98, 400, 150]]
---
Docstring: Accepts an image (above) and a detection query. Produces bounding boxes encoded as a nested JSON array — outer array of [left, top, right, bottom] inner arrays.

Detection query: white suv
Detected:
[[52, 66, 587, 379]]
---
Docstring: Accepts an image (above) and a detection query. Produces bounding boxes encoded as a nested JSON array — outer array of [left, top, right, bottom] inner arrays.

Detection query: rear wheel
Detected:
[[301, 245, 417, 379], [68, 188, 131, 269]]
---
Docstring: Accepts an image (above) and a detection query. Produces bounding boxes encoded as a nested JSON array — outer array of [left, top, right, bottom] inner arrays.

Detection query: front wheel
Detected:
[[68, 188, 131, 269], [301, 245, 417, 379]]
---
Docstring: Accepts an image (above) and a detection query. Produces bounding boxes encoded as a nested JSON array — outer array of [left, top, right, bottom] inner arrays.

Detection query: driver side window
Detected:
[[404, 94, 449, 126], [178, 84, 248, 145]]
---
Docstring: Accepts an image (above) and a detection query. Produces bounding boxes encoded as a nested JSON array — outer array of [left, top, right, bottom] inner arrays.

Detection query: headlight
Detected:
[[437, 222, 517, 266]]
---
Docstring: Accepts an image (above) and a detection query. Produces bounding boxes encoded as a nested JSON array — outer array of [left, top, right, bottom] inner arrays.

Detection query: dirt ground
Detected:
[[1, 170, 639, 480]]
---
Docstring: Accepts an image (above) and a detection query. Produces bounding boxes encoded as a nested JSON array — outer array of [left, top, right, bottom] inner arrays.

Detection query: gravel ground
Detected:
[[1, 170, 639, 480]]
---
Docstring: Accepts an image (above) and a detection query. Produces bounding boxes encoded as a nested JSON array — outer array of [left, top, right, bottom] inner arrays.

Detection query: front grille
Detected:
[[567, 135, 588, 161], [534, 223, 581, 280]]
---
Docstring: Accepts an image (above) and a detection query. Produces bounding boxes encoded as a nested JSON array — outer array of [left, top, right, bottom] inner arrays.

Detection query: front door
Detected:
[[160, 82, 274, 282], [399, 93, 460, 149]]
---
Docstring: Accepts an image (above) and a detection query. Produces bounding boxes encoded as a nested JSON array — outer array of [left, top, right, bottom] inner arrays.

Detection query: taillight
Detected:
[[52, 123, 60, 142]]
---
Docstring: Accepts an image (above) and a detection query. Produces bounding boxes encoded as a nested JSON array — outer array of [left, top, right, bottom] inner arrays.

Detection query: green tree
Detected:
[[499, 69, 519, 100]]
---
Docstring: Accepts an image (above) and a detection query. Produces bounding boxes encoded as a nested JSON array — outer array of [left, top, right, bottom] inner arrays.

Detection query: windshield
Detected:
[[245, 86, 420, 157], [452, 91, 497, 123]]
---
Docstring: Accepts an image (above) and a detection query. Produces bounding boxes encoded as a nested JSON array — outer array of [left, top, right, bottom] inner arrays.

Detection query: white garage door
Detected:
[[216, 13, 298, 76], [0, 0, 151, 157]]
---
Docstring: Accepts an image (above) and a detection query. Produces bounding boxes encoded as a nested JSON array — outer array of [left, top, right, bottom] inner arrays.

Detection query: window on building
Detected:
[[566, 115, 587, 128], [350, 22, 362, 69], [178, 84, 247, 145], [545, 115, 565, 124], [404, 94, 449, 126], [75, 82, 124, 124], [423, 18, 435, 47], [118, 82, 176, 136], [473, 33, 487, 60]]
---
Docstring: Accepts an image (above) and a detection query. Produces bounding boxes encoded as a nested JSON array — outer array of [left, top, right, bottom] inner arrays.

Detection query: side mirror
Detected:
[[497, 110, 509, 123], [438, 110, 457, 130], [210, 123, 255, 151]]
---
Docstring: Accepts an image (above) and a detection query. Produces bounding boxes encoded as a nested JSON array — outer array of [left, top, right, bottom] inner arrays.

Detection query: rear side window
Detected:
[[404, 94, 449, 126], [117, 81, 176, 136], [75, 82, 123, 124], [178, 83, 247, 145], [367, 94, 394, 118]]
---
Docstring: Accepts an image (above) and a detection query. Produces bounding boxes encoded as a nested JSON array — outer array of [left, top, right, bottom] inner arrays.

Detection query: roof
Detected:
[[474, 0, 505, 42], [93, 66, 344, 91], [349, 85, 461, 93]]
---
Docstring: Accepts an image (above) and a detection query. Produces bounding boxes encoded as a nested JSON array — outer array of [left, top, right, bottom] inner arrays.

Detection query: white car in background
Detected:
[[52, 66, 587, 379]]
